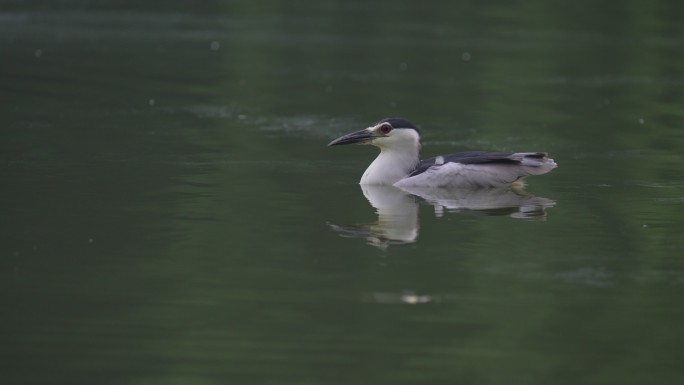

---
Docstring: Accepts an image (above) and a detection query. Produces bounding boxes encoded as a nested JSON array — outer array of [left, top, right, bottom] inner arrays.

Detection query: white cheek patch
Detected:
[[435, 156, 444, 165]]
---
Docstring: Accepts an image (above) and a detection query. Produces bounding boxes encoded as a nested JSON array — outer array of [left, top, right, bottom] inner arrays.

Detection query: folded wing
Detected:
[[398, 151, 557, 188]]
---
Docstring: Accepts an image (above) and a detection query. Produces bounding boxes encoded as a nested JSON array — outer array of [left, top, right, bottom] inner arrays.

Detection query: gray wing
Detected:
[[409, 151, 553, 177], [397, 151, 557, 188]]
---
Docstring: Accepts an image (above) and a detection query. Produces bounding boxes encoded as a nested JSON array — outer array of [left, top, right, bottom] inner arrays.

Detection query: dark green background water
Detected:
[[3, 1, 684, 384]]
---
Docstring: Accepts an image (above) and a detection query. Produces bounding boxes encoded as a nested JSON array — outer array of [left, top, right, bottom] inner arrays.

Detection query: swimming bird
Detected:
[[328, 118, 557, 188]]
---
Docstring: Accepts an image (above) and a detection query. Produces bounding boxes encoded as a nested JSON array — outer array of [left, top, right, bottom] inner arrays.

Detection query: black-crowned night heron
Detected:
[[328, 118, 557, 187]]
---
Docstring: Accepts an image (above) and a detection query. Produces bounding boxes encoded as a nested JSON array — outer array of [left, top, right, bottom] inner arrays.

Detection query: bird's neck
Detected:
[[360, 145, 420, 185]]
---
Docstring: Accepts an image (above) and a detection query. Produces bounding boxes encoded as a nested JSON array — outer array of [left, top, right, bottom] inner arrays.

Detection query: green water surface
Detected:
[[3, 1, 684, 384]]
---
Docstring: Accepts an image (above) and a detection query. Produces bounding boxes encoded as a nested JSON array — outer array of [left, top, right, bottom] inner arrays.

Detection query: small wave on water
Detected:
[[186, 105, 361, 139]]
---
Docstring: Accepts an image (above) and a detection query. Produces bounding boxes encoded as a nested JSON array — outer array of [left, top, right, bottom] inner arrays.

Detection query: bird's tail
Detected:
[[514, 152, 557, 175]]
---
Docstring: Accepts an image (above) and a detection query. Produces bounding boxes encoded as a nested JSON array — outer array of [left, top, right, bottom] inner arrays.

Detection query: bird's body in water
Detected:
[[328, 118, 557, 188]]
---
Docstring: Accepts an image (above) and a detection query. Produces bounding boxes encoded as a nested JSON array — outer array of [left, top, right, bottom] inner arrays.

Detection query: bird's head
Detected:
[[328, 118, 421, 150]]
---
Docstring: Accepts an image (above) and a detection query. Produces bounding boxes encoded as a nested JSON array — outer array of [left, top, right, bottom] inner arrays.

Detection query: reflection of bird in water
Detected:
[[400, 185, 556, 219], [329, 118, 557, 188], [328, 185, 419, 248], [328, 185, 556, 248]]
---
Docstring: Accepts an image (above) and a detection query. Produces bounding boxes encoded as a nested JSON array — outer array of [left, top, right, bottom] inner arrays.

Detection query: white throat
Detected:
[[360, 133, 421, 185]]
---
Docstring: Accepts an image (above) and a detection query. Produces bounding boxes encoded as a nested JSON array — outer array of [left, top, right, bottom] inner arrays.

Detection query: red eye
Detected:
[[380, 124, 392, 134]]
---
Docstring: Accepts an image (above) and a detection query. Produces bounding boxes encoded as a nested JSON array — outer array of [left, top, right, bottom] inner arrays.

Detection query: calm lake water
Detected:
[[3, 2, 684, 384]]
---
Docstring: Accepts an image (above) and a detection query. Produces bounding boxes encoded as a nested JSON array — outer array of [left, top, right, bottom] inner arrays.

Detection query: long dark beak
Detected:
[[328, 129, 374, 146]]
